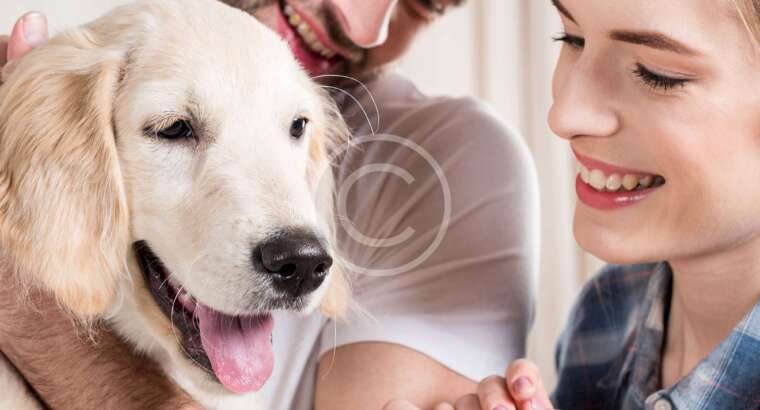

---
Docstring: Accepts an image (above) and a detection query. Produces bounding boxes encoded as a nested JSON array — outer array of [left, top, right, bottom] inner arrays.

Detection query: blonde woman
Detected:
[[392, 0, 760, 409]]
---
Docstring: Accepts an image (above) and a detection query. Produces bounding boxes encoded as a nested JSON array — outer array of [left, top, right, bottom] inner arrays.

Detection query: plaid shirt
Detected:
[[551, 263, 760, 410]]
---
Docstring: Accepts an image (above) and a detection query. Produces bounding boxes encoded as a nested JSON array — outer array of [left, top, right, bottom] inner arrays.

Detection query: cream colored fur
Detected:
[[0, 0, 348, 408]]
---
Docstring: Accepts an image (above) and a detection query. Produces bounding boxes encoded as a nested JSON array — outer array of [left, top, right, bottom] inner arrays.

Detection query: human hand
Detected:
[[384, 359, 555, 410], [1, 12, 48, 77]]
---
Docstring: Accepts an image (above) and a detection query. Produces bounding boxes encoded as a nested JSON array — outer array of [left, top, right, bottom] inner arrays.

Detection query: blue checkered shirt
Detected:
[[551, 263, 760, 410]]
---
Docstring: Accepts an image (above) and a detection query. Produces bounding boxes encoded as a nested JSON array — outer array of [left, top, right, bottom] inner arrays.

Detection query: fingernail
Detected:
[[512, 376, 533, 395], [494, 406, 509, 410], [22, 12, 48, 47]]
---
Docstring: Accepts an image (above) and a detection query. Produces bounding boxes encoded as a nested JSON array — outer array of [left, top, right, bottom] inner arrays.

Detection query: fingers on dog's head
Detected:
[[0, 27, 130, 318]]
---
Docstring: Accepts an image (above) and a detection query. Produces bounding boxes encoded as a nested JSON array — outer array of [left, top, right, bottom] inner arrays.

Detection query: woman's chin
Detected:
[[573, 219, 662, 266]]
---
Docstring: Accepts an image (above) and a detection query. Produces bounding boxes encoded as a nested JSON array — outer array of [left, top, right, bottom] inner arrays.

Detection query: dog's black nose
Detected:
[[254, 230, 333, 297]]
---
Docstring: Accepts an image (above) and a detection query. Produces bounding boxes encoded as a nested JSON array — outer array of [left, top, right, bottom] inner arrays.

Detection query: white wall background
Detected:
[[0, 0, 605, 390]]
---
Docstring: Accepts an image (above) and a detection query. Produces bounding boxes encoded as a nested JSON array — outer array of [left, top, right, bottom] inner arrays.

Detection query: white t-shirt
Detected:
[[260, 70, 540, 410]]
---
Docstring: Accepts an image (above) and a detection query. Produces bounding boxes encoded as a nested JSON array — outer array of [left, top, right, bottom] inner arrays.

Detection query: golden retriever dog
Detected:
[[0, 0, 348, 408]]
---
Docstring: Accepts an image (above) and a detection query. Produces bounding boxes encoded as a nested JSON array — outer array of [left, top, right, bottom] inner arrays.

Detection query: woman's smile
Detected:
[[574, 150, 666, 210]]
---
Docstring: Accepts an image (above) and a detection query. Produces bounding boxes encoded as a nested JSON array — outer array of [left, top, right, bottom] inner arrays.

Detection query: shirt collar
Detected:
[[599, 262, 760, 409], [597, 262, 671, 404]]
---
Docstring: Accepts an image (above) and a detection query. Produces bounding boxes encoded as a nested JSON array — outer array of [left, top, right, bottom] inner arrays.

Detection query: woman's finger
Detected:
[[506, 360, 553, 410], [7, 12, 48, 61], [454, 394, 483, 410], [476, 375, 516, 410]]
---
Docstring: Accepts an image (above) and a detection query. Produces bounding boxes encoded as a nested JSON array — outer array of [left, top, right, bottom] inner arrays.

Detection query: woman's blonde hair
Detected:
[[734, 0, 760, 47]]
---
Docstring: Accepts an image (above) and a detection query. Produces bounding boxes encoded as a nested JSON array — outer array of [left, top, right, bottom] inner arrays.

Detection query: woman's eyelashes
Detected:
[[632, 63, 691, 92], [553, 32, 585, 49]]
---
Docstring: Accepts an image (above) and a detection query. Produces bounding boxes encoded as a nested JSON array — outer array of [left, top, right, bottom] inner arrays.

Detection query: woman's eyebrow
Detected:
[[551, 0, 701, 57], [551, 0, 576, 23], [610, 30, 700, 56]]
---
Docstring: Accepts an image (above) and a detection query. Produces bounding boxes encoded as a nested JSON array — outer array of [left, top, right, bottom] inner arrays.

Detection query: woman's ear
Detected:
[[0, 29, 129, 318]]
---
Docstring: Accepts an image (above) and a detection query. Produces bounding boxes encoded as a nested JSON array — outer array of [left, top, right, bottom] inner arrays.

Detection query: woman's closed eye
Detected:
[[632, 63, 692, 92], [553, 32, 585, 49]]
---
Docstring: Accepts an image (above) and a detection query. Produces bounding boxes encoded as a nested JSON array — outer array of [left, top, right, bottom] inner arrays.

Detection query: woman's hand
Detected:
[[384, 359, 555, 410]]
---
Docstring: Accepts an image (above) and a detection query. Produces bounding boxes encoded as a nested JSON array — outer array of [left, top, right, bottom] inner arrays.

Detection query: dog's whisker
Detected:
[[319, 319, 340, 381], [158, 272, 175, 291], [312, 74, 381, 132], [320, 85, 377, 136], [170, 285, 214, 374]]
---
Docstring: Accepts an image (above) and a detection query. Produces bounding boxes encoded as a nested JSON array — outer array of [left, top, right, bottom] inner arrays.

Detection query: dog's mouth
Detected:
[[133, 241, 274, 394]]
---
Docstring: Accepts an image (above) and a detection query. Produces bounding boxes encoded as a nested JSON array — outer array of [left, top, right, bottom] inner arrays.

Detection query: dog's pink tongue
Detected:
[[196, 304, 274, 394]]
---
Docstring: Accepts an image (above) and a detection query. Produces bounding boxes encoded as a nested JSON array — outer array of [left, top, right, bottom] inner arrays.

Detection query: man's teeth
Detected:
[[579, 165, 661, 192], [283, 4, 337, 59]]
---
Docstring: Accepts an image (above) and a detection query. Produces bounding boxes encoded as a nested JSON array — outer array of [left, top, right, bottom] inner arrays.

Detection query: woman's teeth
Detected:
[[579, 165, 663, 192], [283, 4, 337, 59]]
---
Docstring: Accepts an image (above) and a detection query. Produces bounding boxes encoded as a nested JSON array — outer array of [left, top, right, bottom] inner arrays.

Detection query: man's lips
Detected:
[[274, 1, 342, 75]]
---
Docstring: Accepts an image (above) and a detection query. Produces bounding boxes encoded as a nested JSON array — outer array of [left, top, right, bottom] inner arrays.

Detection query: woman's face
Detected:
[[549, 0, 760, 265]]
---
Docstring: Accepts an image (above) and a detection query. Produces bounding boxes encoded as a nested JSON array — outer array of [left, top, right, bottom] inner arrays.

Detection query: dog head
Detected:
[[0, 0, 348, 394]]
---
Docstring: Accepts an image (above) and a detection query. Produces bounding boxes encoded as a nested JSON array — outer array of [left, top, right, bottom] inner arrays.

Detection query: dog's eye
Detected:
[[290, 117, 309, 140], [158, 120, 194, 140]]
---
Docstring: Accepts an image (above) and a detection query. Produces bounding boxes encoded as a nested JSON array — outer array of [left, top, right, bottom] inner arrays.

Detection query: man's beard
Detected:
[[218, 0, 371, 82]]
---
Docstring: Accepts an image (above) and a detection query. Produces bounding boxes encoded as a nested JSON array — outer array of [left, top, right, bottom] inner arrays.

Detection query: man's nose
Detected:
[[328, 0, 398, 48]]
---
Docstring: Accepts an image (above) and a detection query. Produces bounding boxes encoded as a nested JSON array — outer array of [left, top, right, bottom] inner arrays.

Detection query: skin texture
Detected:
[[1, 2, 477, 409], [315, 343, 475, 410]]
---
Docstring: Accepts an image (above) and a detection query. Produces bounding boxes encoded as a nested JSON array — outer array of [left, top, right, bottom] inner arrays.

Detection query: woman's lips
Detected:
[[573, 150, 666, 210], [575, 175, 662, 210]]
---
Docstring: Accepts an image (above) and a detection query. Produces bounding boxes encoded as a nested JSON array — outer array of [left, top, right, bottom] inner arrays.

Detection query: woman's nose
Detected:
[[548, 59, 621, 141], [328, 0, 398, 48]]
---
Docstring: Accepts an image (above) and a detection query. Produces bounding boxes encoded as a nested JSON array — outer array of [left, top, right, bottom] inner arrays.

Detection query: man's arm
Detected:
[[0, 15, 200, 410], [315, 343, 476, 410], [0, 266, 201, 410]]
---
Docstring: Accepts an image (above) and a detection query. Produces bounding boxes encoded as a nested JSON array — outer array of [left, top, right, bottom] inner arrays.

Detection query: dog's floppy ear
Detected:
[[0, 28, 129, 318]]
